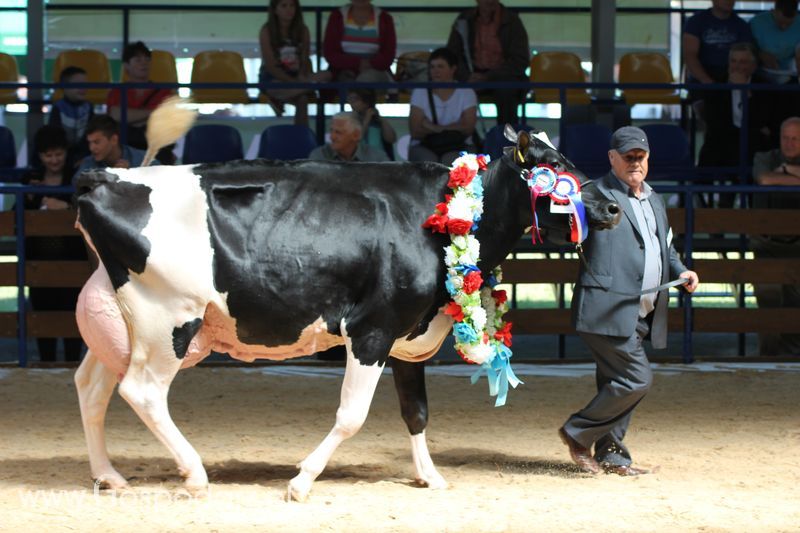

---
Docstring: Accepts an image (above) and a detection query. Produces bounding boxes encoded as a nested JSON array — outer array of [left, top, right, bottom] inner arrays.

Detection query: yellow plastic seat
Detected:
[[0, 53, 20, 104], [395, 51, 430, 103], [121, 49, 178, 88], [52, 49, 111, 105], [529, 51, 590, 105], [618, 52, 680, 105], [191, 50, 250, 104]]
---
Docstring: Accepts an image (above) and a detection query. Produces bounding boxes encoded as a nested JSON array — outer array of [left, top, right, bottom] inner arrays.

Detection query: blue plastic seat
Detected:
[[258, 124, 318, 160], [182, 124, 243, 164], [639, 123, 694, 181], [482, 123, 534, 161], [0, 126, 16, 168], [560, 123, 612, 177]]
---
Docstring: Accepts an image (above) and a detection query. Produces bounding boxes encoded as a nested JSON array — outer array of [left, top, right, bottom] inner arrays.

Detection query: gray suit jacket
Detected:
[[571, 172, 688, 348]]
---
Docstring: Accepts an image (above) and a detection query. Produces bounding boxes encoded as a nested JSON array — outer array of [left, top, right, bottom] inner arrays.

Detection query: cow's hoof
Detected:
[[287, 474, 312, 502], [183, 471, 209, 498], [416, 472, 448, 490], [93, 471, 129, 491]]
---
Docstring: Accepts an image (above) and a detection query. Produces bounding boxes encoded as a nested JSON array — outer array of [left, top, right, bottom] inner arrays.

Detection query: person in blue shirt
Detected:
[[683, 0, 753, 107], [73, 115, 158, 182], [750, 0, 800, 82]]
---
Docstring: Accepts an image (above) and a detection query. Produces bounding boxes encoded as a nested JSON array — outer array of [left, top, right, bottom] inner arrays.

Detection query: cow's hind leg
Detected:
[[288, 329, 390, 501], [74, 350, 129, 490], [118, 334, 208, 495], [389, 358, 447, 489]]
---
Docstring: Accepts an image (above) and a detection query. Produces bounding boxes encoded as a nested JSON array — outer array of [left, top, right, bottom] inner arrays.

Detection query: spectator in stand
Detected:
[[74, 115, 158, 181], [322, 1, 396, 89], [445, 0, 529, 126], [49, 66, 93, 164], [347, 88, 396, 160], [698, 43, 776, 206], [751, 116, 800, 355], [309, 111, 389, 162], [408, 47, 477, 166], [683, 0, 753, 108], [750, 0, 800, 83], [106, 41, 174, 163], [22, 125, 87, 362], [259, 0, 332, 126]]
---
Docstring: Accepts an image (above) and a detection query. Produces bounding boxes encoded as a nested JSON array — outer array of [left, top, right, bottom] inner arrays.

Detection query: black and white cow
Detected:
[[73, 125, 619, 500]]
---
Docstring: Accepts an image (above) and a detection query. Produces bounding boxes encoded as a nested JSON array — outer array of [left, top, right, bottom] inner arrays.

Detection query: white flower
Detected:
[[466, 236, 481, 262], [461, 342, 493, 365], [468, 306, 487, 332], [450, 276, 463, 289], [448, 193, 475, 221], [444, 246, 458, 267], [451, 235, 468, 250], [458, 253, 474, 266]]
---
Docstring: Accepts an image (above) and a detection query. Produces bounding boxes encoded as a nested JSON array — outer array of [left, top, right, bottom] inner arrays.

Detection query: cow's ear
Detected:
[[516, 129, 531, 164], [503, 124, 518, 143]]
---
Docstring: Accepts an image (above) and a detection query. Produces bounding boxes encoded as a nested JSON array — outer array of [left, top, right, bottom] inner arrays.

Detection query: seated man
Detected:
[[106, 41, 174, 163], [445, 0, 529, 125], [751, 116, 800, 355], [699, 42, 776, 206], [309, 111, 389, 162], [73, 115, 159, 181]]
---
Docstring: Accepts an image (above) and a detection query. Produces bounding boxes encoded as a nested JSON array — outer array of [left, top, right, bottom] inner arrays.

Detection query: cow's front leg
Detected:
[[390, 358, 447, 489], [118, 333, 208, 496], [74, 350, 129, 490], [288, 329, 389, 501]]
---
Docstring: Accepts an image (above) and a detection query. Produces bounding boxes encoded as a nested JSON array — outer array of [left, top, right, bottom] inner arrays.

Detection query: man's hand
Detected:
[[468, 72, 487, 83], [113, 159, 131, 169], [679, 270, 699, 293], [41, 196, 69, 210]]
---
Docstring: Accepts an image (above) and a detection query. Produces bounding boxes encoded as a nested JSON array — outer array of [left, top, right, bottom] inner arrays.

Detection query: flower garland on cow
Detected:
[[423, 153, 519, 407], [423, 153, 589, 407]]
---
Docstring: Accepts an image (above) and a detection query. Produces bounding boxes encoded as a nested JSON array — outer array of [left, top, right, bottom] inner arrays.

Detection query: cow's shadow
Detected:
[[0, 449, 586, 492]]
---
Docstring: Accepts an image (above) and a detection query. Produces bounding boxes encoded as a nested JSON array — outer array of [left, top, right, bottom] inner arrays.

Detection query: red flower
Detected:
[[448, 165, 476, 188], [462, 271, 483, 294], [477, 155, 488, 170], [491, 289, 508, 305], [494, 322, 513, 347], [446, 218, 473, 235], [444, 301, 464, 322], [422, 213, 449, 233], [435, 202, 449, 215]]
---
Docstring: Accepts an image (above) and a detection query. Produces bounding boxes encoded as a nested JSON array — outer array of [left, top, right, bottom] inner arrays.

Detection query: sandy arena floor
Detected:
[[0, 364, 798, 532]]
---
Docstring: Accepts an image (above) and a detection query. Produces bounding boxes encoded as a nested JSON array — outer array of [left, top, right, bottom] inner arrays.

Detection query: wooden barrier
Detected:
[[1, 208, 799, 342]]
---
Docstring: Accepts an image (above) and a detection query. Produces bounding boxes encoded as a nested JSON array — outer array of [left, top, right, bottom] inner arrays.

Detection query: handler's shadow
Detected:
[[433, 448, 593, 478]]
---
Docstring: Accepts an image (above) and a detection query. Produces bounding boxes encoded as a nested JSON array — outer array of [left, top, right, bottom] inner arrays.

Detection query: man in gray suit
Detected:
[[558, 126, 700, 476]]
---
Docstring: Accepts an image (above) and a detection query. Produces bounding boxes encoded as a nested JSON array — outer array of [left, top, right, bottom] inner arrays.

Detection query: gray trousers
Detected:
[[563, 316, 654, 466]]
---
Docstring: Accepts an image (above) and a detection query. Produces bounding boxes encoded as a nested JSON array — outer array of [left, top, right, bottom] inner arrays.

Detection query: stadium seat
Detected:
[[257, 124, 317, 160], [560, 123, 612, 177], [182, 124, 244, 164], [52, 49, 111, 105], [618, 52, 680, 105], [190, 51, 250, 104], [529, 52, 590, 105], [0, 53, 20, 104], [121, 49, 178, 87], [0, 126, 16, 168], [395, 51, 430, 103], [639, 123, 693, 180], [482, 123, 535, 161]]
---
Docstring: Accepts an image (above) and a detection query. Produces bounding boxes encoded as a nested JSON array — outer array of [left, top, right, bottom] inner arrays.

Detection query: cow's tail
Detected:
[[142, 96, 198, 166]]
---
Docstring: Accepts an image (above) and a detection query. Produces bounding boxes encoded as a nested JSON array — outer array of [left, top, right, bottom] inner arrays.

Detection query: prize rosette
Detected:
[[550, 172, 581, 205], [529, 165, 558, 195]]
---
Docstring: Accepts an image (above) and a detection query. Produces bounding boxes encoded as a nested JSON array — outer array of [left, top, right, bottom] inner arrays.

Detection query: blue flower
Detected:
[[471, 177, 484, 198], [445, 278, 457, 296], [454, 322, 479, 344], [454, 264, 480, 275], [486, 274, 498, 287]]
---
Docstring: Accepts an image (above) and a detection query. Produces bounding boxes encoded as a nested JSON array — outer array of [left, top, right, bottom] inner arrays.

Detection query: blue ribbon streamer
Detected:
[[470, 344, 523, 407], [569, 192, 589, 244]]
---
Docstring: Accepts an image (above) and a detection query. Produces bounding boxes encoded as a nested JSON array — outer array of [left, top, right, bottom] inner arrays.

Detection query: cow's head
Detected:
[[502, 125, 620, 244]]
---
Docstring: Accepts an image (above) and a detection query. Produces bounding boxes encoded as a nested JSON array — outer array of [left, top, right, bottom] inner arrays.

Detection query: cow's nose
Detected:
[[607, 203, 620, 216]]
